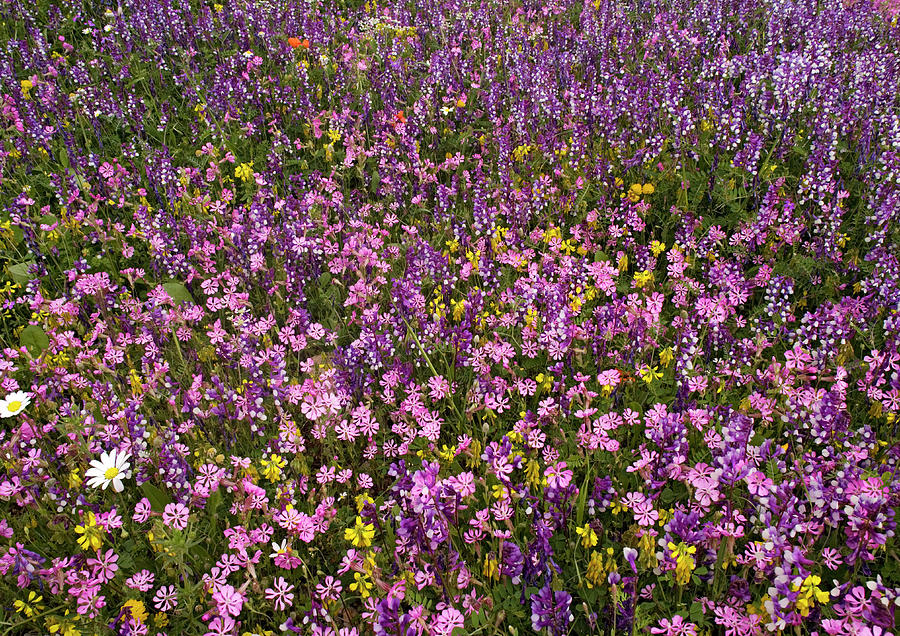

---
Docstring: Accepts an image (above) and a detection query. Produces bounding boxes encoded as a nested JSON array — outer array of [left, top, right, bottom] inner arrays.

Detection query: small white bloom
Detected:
[[85, 449, 132, 493], [0, 392, 31, 418]]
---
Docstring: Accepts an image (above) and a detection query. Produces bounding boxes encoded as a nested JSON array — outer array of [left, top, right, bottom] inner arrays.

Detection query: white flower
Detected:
[[270, 540, 289, 558], [0, 392, 31, 418], [85, 449, 132, 493]]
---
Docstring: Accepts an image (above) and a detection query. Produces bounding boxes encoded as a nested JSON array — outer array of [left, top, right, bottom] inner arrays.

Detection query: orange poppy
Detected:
[[288, 37, 302, 49]]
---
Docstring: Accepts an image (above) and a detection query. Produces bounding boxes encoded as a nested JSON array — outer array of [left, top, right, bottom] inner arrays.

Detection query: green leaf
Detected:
[[141, 482, 172, 512], [160, 282, 194, 304], [575, 469, 591, 527], [20, 325, 49, 355], [8, 262, 34, 285], [690, 602, 703, 622]]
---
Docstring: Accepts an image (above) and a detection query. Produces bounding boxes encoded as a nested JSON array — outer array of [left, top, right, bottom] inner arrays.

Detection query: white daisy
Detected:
[[0, 392, 31, 418], [85, 449, 132, 493]]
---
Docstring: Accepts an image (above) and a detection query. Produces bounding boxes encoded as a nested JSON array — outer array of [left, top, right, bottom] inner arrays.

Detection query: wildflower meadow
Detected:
[[1, 0, 899, 634]]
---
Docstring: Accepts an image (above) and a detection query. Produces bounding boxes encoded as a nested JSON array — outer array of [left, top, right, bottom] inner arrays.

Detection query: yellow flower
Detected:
[[633, 270, 654, 288], [234, 162, 254, 182], [575, 523, 598, 548], [68, 469, 83, 489], [525, 458, 543, 488], [611, 500, 628, 515], [13, 591, 43, 617], [349, 571, 374, 598], [47, 611, 80, 636], [75, 511, 104, 551], [659, 347, 674, 368], [793, 574, 829, 617], [642, 183, 655, 195], [483, 555, 499, 581], [638, 365, 663, 384], [260, 454, 286, 482], [668, 542, 696, 585], [122, 599, 149, 624], [650, 240, 666, 256], [585, 551, 604, 588], [355, 493, 374, 513], [20, 79, 33, 99], [344, 516, 375, 548]]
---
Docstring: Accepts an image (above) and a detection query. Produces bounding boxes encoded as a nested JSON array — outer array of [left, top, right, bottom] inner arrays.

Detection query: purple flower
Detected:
[[530, 584, 573, 636]]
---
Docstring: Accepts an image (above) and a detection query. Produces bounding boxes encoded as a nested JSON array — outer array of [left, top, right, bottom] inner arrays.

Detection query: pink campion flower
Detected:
[[264, 576, 295, 611], [597, 369, 621, 388], [204, 616, 236, 636], [213, 583, 244, 617], [153, 585, 178, 611], [162, 502, 189, 530], [545, 462, 573, 490], [428, 375, 450, 400], [133, 498, 152, 523], [822, 547, 844, 570], [315, 575, 343, 601], [431, 607, 465, 636], [784, 344, 811, 370], [632, 499, 659, 527], [650, 614, 698, 636], [692, 476, 720, 507], [87, 549, 119, 584], [745, 471, 772, 497], [125, 569, 155, 592]]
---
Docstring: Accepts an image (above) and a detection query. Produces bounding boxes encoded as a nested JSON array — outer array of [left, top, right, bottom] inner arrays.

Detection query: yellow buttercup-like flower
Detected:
[[75, 511, 105, 551], [344, 516, 375, 548]]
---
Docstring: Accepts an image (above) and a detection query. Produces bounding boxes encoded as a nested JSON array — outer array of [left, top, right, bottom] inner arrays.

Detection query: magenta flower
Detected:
[[153, 585, 178, 612], [126, 569, 155, 592], [650, 615, 698, 636], [212, 583, 244, 617], [162, 502, 189, 530], [132, 498, 152, 523], [264, 576, 295, 611]]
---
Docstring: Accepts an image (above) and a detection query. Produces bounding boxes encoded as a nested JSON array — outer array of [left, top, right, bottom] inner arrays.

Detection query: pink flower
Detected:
[[133, 498, 152, 523], [126, 570, 155, 592], [213, 583, 244, 617], [264, 576, 295, 611], [87, 549, 119, 584], [650, 614, 698, 636], [162, 502, 189, 530], [153, 585, 178, 611], [204, 616, 235, 636], [431, 607, 464, 636]]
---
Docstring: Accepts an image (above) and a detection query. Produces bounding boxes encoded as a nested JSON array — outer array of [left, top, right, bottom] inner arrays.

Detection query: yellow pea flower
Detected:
[[575, 523, 598, 548]]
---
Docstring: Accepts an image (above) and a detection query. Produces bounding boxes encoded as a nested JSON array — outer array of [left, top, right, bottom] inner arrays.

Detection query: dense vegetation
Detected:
[[1, 0, 899, 634]]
